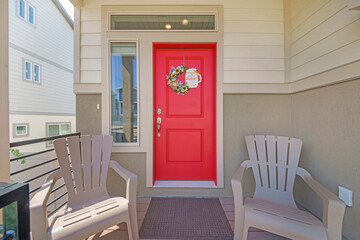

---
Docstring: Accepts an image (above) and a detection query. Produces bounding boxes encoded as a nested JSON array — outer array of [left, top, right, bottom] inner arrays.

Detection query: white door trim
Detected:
[[100, 5, 224, 188]]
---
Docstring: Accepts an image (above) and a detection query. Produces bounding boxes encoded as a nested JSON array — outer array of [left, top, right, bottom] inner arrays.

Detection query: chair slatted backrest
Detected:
[[54, 135, 113, 209], [246, 135, 302, 207]]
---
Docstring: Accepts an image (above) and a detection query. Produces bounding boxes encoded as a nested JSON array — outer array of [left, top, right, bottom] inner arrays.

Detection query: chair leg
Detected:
[[128, 202, 139, 240], [234, 209, 246, 240], [242, 225, 249, 240], [126, 219, 133, 240]]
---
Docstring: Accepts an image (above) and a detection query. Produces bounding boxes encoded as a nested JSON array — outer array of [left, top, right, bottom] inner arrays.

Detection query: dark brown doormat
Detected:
[[139, 197, 234, 240]]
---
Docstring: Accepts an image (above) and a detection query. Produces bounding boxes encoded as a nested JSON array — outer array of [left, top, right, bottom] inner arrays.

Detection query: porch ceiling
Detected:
[[69, 0, 83, 7]]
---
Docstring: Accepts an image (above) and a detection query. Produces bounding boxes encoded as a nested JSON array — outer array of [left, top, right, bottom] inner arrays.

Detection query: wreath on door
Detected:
[[166, 65, 190, 95]]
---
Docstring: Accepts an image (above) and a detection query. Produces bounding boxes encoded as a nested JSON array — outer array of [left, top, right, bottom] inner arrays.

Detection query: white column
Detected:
[[122, 57, 134, 142], [0, 0, 10, 182]]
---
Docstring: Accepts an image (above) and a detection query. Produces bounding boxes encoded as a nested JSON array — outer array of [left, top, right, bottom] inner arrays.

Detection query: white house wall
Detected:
[[9, 114, 76, 153], [8, 0, 75, 115], [9, 47, 75, 114], [8, 0, 75, 146], [290, 0, 360, 82], [9, 0, 74, 70], [79, 0, 285, 84]]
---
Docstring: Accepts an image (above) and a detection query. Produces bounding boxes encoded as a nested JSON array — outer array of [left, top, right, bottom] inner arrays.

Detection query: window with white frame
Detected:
[[24, 60, 32, 81], [110, 42, 138, 144], [28, 3, 36, 25], [18, 0, 26, 19], [23, 59, 41, 84], [33, 64, 41, 83], [17, 0, 36, 26], [47, 123, 71, 146], [13, 123, 29, 137]]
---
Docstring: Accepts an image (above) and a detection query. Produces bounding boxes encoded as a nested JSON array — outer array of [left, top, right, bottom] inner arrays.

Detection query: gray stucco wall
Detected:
[[76, 80, 360, 239], [291, 79, 360, 240], [76, 94, 101, 135]]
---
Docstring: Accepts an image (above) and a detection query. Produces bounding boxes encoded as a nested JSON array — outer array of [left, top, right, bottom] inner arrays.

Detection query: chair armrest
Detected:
[[296, 167, 345, 240], [109, 160, 138, 203], [30, 169, 62, 240], [109, 160, 139, 240], [231, 160, 251, 207]]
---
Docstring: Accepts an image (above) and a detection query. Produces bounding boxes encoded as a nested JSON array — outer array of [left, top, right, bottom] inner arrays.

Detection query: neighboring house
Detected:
[[8, 0, 75, 211], [111, 87, 138, 143], [8, 0, 75, 153]]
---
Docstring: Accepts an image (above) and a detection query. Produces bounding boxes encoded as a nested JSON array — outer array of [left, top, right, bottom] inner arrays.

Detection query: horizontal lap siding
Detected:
[[9, 48, 75, 114], [79, 0, 285, 84], [224, 0, 284, 83], [8, 0, 73, 70], [80, 5, 101, 83], [290, 0, 360, 82], [8, 0, 75, 114]]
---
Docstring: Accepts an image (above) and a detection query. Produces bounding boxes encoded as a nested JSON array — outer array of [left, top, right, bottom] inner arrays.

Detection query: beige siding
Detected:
[[0, 0, 10, 181], [224, 33, 284, 46], [80, 58, 101, 70], [290, 0, 360, 82], [224, 71, 284, 84], [79, 0, 285, 84], [224, 8, 283, 21], [80, 46, 101, 58], [79, 6, 101, 84]]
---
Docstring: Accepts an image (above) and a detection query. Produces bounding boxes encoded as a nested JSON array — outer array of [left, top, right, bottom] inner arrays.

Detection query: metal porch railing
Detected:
[[10, 132, 80, 217]]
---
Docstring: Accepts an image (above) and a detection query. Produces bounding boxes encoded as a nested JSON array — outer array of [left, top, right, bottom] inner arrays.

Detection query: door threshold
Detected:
[[153, 180, 217, 188]]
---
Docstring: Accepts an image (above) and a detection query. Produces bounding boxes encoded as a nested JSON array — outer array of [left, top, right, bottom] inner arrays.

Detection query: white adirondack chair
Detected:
[[30, 135, 139, 240], [231, 135, 345, 240]]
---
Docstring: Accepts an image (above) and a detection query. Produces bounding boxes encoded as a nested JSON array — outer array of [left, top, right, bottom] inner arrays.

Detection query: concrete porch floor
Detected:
[[86, 197, 288, 240]]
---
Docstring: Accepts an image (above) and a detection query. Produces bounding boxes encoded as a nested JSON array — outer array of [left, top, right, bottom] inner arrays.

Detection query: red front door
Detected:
[[154, 43, 216, 181]]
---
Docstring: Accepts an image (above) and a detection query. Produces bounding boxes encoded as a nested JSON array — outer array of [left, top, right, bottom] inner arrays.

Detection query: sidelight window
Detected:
[[110, 42, 138, 144]]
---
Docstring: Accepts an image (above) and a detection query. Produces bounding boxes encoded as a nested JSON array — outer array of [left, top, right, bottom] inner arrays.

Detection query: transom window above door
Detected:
[[110, 14, 216, 31]]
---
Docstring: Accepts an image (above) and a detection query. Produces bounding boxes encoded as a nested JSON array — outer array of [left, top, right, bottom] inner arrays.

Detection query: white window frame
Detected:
[[13, 123, 29, 138], [16, 0, 36, 27], [46, 122, 71, 147], [108, 12, 218, 32], [33, 63, 41, 83], [23, 58, 42, 84], [17, 0, 27, 20], [27, 3, 36, 26], [23, 59, 32, 81], [109, 40, 140, 146]]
